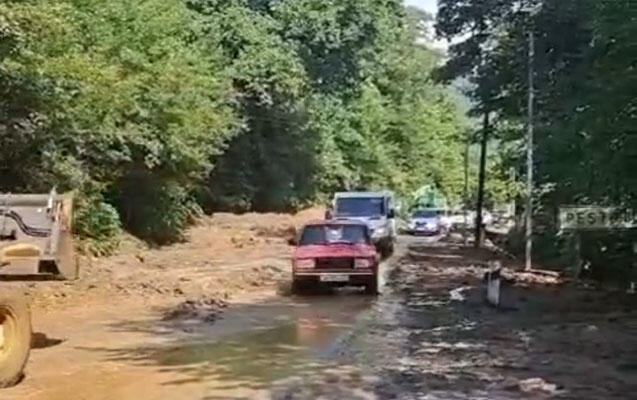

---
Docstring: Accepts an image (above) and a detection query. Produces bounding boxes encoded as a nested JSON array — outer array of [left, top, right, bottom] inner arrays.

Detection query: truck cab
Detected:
[[330, 191, 396, 257]]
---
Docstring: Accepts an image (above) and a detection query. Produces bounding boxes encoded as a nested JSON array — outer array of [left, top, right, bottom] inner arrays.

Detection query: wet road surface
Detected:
[[6, 234, 635, 399], [118, 235, 475, 400]]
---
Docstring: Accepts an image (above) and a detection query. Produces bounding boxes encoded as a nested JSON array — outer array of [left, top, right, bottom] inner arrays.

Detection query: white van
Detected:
[[330, 191, 396, 257]]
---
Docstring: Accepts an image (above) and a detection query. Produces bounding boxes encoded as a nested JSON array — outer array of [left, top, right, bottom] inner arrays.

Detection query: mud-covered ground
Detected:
[[2, 209, 322, 313], [267, 239, 637, 400], [2, 214, 636, 400]]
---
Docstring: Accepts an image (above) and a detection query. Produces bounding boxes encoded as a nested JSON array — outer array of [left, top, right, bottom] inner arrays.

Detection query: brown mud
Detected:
[[1, 214, 635, 400]]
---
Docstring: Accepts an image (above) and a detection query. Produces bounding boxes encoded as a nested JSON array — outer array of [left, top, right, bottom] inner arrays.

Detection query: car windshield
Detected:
[[412, 210, 437, 218], [335, 197, 385, 217], [299, 224, 370, 245]]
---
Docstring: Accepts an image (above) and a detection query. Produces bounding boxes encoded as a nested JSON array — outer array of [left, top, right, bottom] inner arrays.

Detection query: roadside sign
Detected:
[[559, 206, 637, 230]]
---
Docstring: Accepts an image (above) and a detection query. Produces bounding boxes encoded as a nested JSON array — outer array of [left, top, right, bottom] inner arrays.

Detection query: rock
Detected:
[[449, 286, 471, 301], [502, 377, 519, 390], [518, 377, 558, 394], [584, 324, 599, 333]]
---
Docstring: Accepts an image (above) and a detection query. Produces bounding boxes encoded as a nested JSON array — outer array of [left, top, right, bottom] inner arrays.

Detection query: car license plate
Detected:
[[320, 274, 349, 282]]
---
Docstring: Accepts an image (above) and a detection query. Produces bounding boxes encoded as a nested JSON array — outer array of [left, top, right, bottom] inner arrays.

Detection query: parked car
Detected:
[[467, 210, 493, 226], [447, 211, 467, 228], [406, 209, 451, 235], [330, 191, 396, 257], [447, 210, 493, 229], [291, 220, 379, 294]]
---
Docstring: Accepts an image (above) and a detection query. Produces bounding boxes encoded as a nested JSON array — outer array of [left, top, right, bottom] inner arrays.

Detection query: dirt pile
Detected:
[[162, 297, 228, 323], [1, 207, 323, 311]]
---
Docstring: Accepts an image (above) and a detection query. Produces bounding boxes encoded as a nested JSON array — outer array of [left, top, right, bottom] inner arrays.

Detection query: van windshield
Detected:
[[335, 197, 385, 217]]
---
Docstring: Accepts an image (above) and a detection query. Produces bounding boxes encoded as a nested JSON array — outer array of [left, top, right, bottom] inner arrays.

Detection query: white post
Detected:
[[486, 261, 502, 307]]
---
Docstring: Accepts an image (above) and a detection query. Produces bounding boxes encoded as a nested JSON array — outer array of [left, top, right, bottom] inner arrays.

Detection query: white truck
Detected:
[[329, 191, 397, 257]]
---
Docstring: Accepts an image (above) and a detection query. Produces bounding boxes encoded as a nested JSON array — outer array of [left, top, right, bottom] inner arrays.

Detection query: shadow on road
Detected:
[[31, 332, 65, 349]]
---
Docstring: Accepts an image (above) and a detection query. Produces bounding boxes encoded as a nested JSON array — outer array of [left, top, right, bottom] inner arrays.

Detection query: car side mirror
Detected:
[[287, 236, 298, 246], [388, 209, 395, 219], [324, 209, 333, 220]]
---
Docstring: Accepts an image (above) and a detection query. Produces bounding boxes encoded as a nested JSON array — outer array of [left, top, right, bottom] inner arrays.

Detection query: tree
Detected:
[[2, 0, 473, 252], [437, 0, 637, 278], [1, 0, 238, 244]]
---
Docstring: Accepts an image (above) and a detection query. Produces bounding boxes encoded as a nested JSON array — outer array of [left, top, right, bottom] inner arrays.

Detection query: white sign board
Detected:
[[559, 207, 637, 230]]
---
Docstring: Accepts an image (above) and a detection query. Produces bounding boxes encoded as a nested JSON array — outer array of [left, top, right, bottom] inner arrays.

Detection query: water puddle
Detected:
[[150, 294, 374, 394]]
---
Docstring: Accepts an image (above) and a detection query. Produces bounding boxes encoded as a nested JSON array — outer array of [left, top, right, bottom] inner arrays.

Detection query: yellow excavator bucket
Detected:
[[0, 244, 42, 262]]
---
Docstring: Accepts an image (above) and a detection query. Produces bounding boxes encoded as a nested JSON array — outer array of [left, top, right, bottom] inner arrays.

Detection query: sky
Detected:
[[404, 0, 438, 15], [404, 0, 447, 51]]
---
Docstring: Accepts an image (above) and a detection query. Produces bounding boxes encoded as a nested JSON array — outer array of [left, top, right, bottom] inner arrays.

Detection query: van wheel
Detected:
[[0, 296, 31, 388]]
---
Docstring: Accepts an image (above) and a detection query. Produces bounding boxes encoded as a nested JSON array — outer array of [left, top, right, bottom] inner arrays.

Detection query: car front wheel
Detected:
[[364, 275, 379, 295]]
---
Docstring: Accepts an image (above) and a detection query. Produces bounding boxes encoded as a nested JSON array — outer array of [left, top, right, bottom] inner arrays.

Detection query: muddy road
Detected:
[[3, 233, 637, 400]]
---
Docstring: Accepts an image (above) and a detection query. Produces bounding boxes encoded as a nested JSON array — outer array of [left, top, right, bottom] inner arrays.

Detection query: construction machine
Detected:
[[0, 189, 77, 387], [0, 190, 77, 279], [0, 295, 30, 387]]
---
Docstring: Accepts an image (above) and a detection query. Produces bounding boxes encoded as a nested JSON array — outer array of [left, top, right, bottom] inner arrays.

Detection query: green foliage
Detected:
[[437, 0, 636, 278], [116, 178, 201, 244], [2, 0, 472, 249], [196, 0, 470, 211], [1, 0, 237, 245], [74, 199, 122, 256]]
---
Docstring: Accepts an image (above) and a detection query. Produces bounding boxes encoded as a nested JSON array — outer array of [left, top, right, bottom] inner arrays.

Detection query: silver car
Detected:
[[407, 209, 449, 235]]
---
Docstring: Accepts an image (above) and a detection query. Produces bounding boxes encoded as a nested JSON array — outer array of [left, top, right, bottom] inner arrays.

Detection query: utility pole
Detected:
[[463, 132, 469, 244], [525, 29, 535, 271], [509, 167, 516, 217], [475, 112, 489, 248]]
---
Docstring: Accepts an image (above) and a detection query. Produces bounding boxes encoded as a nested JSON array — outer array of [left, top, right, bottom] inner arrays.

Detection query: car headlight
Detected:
[[295, 259, 315, 269], [354, 258, 373, 269]]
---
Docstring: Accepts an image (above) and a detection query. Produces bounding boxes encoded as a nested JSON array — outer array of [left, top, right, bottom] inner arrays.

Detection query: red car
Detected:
[[291, 220, 379, 294]]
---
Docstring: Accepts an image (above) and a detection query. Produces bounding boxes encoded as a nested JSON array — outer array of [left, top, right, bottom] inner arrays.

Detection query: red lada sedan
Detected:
[[291, 220, 379, 295]]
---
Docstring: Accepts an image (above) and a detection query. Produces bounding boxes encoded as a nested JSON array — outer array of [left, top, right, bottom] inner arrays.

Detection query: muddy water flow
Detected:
[[148, 293, 376, 397]]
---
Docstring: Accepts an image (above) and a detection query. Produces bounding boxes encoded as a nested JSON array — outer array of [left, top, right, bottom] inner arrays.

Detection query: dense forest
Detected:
[[0, 0, 481, 252], [2, 0, 633, 278], [436, 0, 636, 279]]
